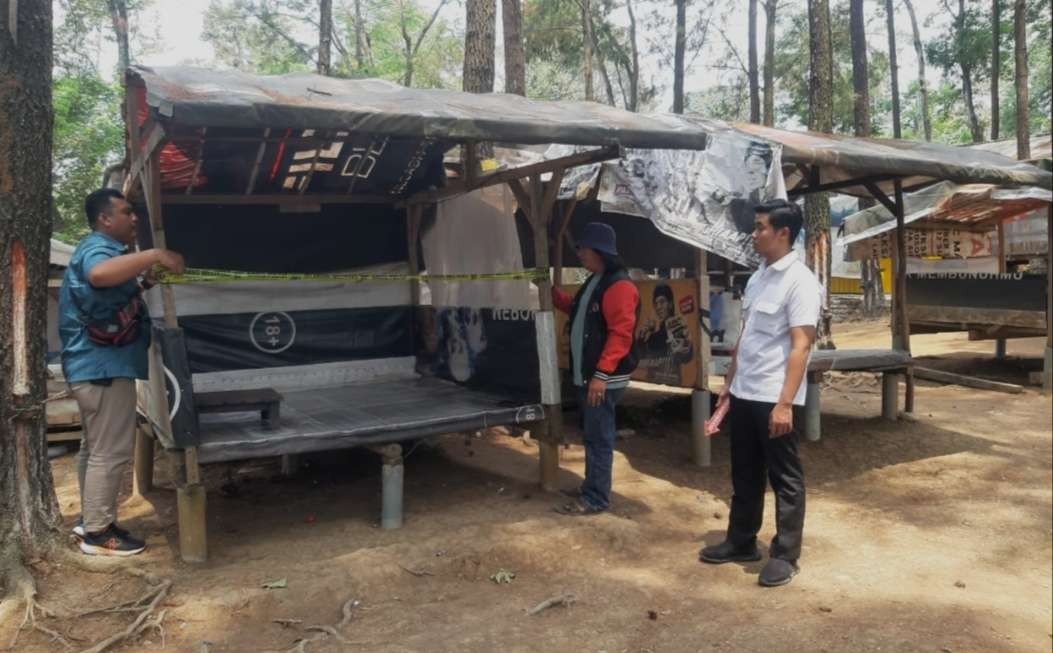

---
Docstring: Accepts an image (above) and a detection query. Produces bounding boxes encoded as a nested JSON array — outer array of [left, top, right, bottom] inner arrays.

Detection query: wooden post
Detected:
[[1045, 204, 1052, 394], [691, 248, 712, 467], [881, 372, 900, 419], [133, 424, 154, 496], [528, 174, 563, 491], [891, 180, 915, 413], [996, 221, 1007, 359], [804, 371, 822, 441], [144, 144, 207, 561]]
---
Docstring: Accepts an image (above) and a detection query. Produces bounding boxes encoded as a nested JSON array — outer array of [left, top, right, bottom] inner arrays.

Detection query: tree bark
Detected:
[[956, 0, 984, 142], [1014, 0, 1029, 159], [1, 0, 62, 588], [318, 0, 332, 75], [763, 0, 777, 126], [991, 0, 1000, 140], [502, 0, 526, 95], [626, 0, 640, 111], [886, 0, 902, 138], [807, 0, 834, 348], [748, 0, 760, 122], [463, 0, 496, 93], [354, 0, 365, 69], [903, 0, 932, 140], [107, 0, 130, 73], [850, 0, 869, 137], [581, 0, 594, 100], [673, 0, 686, 113]]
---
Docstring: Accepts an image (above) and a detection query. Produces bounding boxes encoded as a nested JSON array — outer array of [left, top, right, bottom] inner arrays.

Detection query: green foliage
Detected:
[[336, 0, 463, 88], [772, 1, 891, 134], [51, 73, 125, 242]]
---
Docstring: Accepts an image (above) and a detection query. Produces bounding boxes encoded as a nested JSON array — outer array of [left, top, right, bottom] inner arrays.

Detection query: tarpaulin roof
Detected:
[[968, 134, 1053, 164], [838, 181, 1052, 245], [129, 66, 706, 150], [732, 122, 1053, 193]]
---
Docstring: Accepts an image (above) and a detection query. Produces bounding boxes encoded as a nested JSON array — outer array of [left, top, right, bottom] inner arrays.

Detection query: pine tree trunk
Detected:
[[673, 0, 686, 113], [581, 0, 594, 100], [850, 0, 869, 137], [903, 0, 932, 141], [1, 0, 61, 588], [463, 0, 496, 93], [748, 0, 760, 123], [957, 0, 983, 142], [502, 0, 526, 95], [318, 0, 333, 75], [763, 0, 777, 126], [354, 0, 365, 69], [1014, 0, 1030, 159], [886, 0, 902, 138], [807, 0, 834, 348], [107, 0, 130, 72], [626, 0, 640, 111], [991, 0, 1000, 140]]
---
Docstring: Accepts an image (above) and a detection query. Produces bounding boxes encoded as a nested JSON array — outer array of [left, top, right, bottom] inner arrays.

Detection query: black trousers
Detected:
[[726, 395, 806, 562]]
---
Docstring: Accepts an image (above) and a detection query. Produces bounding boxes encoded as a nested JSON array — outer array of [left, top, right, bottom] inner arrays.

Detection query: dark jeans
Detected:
[[577, 386, 626, 511], [726, 395, 806, 561]]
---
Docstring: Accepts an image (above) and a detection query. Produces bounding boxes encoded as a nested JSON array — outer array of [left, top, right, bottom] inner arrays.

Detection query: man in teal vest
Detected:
[[60, 188, 184, 556]]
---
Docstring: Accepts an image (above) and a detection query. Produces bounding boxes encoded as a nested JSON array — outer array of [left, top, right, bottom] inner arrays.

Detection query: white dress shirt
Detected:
[[729, 250, 822, 406]]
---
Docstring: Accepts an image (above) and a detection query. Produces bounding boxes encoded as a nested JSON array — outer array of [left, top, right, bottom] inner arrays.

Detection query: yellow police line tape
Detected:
[[157, 267, 551, 284]]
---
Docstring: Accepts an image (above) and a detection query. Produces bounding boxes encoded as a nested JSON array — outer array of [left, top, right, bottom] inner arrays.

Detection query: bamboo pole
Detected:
[[691, 249, 712, 467]]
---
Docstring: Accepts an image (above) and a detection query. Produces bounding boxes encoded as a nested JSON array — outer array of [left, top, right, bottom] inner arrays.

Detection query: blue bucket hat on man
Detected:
[[576, 222, 619, 257]]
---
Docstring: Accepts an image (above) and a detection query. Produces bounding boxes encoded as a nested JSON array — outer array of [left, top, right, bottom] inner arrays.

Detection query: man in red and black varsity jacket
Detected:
[[552, 222, 639, 515]]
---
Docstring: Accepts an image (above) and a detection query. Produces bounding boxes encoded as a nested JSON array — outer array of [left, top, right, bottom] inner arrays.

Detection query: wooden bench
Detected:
[[803, 349, 914, 441], [193, 388, 283, 428]]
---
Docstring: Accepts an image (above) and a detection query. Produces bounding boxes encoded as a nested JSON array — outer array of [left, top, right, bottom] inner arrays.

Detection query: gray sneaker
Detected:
[[758, 558, 799, 587]]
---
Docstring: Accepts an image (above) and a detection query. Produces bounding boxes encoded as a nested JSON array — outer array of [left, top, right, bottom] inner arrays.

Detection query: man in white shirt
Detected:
[[699, 199, 821, 587]]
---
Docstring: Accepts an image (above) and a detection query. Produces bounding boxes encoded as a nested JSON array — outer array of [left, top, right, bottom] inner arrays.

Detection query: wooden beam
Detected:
[[862, 180, 898, 215], [692, 248, 712, 467], [124, 123, 167, 196], [507, 178, 531, 213], [186, 127, 207, 195], [541, 168, 565, 224], [161, 193, 392, 206], [464, 141, 478, 187], [1046, 203, 1052, 394], [552, 198, 578, 286], [788, 174, 900, 198], [143, 151, 178, 329], [244, 128, 271, 195], [913, 367, 1024, 394], [403, 146, 620, 206]]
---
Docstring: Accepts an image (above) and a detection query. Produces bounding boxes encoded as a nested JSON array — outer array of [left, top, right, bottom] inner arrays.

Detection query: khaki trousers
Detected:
[[70, 379, 137, 533]]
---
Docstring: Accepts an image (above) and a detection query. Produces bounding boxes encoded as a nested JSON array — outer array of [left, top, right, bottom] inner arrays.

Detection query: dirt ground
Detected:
[[3, 321, 1051, 652]]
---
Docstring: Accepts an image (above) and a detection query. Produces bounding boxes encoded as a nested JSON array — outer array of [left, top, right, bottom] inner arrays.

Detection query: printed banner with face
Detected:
[[551, 131, 785, 267], [556, 279, 700, 389]]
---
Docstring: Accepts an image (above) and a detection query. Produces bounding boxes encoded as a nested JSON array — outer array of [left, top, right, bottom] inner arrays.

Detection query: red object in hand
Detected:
[[705, 393, 730, 436]]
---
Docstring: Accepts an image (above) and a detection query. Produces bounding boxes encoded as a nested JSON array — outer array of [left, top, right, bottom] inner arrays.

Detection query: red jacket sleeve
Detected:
[[551, 286, 573, 314], [596, 280, 639, 375]]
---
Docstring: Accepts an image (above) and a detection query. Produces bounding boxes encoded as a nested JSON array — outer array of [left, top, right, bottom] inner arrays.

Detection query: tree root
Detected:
[[526, 592, 577, 616], [269, 598, 358, 653], [2, 546, 171, 653], [77, 579, 171, 653], [3, 562, 74, 651]]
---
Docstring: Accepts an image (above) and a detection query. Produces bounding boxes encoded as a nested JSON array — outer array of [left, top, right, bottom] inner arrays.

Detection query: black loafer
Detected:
[[698, 540, 762, 564], [758, 558, 799, 587]]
